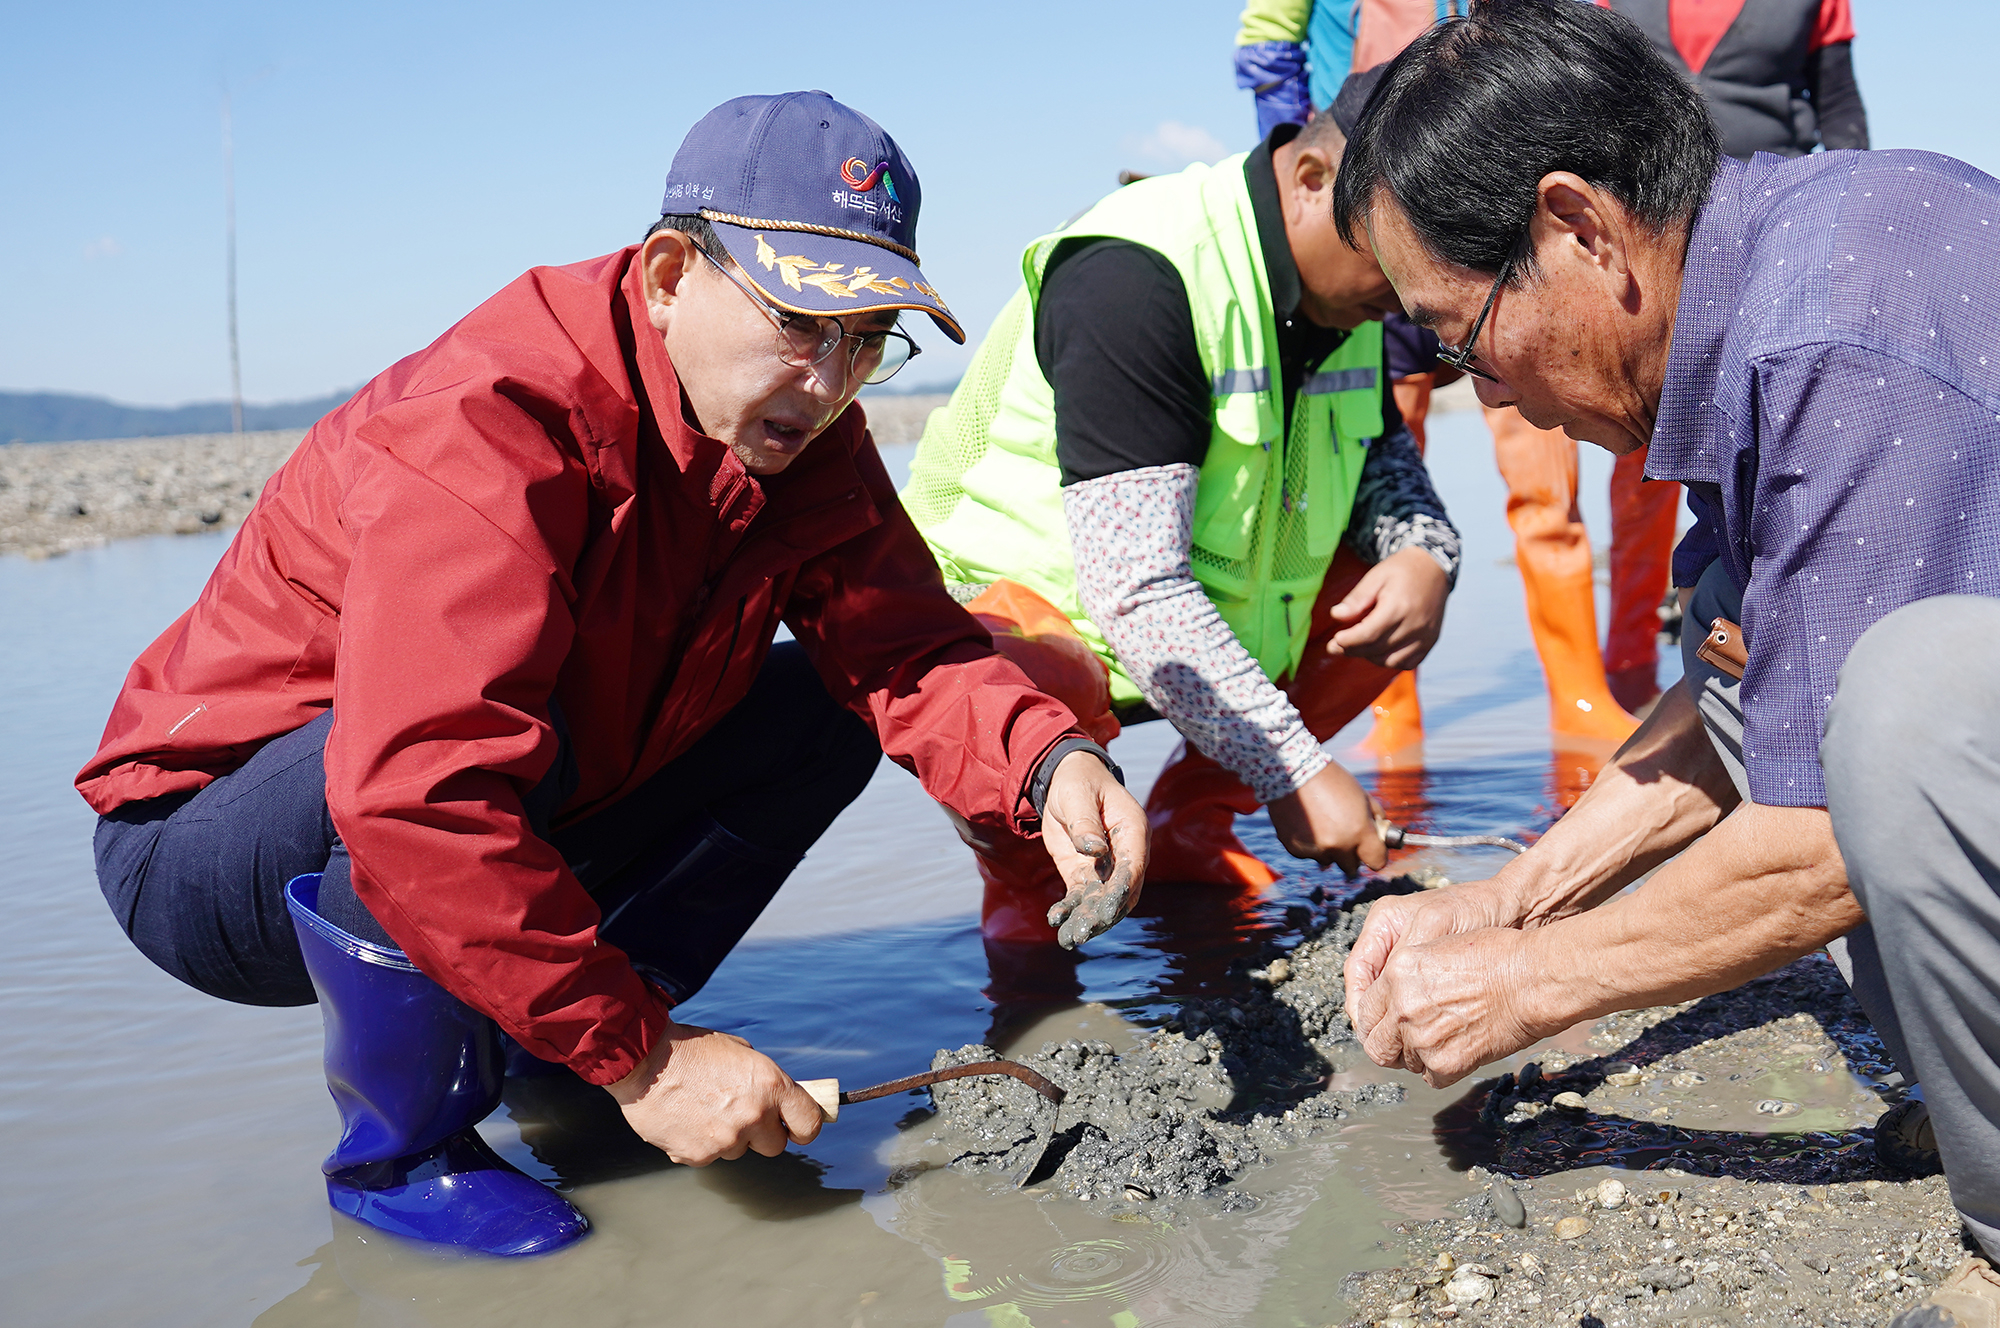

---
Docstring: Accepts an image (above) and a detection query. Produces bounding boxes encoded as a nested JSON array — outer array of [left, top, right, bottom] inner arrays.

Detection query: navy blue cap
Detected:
[[1330, 64, 1390, 138], [663, 91, 964, 343]]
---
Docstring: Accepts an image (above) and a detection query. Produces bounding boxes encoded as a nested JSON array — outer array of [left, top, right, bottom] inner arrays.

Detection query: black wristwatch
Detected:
[[1027, 737, 1124, 817]]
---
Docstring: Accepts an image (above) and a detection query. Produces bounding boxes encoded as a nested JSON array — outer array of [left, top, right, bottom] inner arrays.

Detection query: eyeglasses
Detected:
[[696, 244, 921, 386], [1433, 252, 1515, 384]]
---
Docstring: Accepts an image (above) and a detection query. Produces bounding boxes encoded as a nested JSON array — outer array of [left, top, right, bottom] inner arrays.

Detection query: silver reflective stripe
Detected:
[[1211, 367, 1271, 395], [1304, 367, 1378, 395]]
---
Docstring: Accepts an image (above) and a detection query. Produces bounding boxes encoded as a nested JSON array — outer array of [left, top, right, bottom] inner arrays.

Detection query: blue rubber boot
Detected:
[[284, 873, 590, 1257], [594, 815, 800, 1004]]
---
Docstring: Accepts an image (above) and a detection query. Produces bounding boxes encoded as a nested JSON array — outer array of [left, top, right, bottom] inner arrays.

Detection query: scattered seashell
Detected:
[[1672, 1071, 1706, 1088], [1264, 958, 1291, 983], [1554, 1216, 1592, 1240], [1552, 1091, 1588, 1111], [1445, 1271, 1495, 1305], [1596, 1177, 1628, 1210], [1756, 1099, 1802, 1118], [1606, 1070, 1644, 1088], [1123, 1182, 1154, 1201]]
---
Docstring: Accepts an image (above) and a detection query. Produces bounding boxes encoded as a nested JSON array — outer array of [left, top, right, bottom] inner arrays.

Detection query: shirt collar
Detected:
[[1245, 124, 1303, 321], [1647, 157, 1750, 486]]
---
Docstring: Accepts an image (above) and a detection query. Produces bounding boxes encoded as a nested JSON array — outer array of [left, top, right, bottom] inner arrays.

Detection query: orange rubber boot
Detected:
[[960, 579, 1122, 942], [1486, 404, 1639, 743], [1145, 741, 1281, 888], [974, 827, 1069, 944], [1605, 445, 1680, 715], [1360, 671, 1424, 759]]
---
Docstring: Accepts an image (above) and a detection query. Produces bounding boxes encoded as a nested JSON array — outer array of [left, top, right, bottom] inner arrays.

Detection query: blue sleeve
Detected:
[[1304, 0, 1360, 112], [1671, 487, 1722, 588], [1736, 344, 2000, 807]]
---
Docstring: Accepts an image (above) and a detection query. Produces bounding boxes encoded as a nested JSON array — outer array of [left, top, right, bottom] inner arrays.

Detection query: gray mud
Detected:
[[921, 895, 1970, 1327], [923, 894, 1406, 1209]]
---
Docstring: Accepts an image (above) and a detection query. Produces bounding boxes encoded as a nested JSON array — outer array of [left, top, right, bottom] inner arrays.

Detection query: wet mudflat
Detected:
[[1, 411, 1949, 1327]]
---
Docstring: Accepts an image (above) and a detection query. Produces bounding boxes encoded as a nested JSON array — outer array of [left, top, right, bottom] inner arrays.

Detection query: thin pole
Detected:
[[223, 92, 243, 436]]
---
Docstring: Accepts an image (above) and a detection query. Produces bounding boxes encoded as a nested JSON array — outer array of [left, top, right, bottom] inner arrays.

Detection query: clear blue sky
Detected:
[[1, 0, 1990, 406]]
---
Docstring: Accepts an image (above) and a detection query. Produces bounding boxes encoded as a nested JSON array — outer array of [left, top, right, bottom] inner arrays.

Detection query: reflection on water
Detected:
[[3, 414, 1658, 1325]]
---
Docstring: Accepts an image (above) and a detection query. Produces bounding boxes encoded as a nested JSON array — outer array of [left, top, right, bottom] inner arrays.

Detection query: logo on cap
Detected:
[[839, 157, 899, 202]]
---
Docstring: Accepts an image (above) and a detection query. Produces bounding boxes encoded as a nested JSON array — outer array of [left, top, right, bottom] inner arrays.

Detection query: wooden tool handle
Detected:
[[798, 1078, 840, 1123]]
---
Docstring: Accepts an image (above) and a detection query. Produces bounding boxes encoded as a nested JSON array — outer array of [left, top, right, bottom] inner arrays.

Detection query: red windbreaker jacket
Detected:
[[77, 247, 1081, 1085]]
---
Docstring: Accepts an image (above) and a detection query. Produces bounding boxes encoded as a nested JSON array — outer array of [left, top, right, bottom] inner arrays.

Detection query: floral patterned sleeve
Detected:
[[1343, 423, 1461, 586], [1063, 464, 1329, 803]]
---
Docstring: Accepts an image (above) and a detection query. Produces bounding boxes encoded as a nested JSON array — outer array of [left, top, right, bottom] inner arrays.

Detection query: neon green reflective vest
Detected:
[[900, 153, 1383, 707]]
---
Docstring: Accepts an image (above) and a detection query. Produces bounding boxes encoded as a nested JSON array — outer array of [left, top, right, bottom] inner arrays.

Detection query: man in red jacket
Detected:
[[79, 92, 1146, 1257]]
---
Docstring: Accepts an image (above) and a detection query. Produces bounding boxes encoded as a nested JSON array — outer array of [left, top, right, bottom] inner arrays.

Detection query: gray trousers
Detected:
[[1684, 562, 2000, 1250]]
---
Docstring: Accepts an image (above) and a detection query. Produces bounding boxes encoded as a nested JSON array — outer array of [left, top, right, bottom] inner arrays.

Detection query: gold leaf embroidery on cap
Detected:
[[754, 234, 822, 292]]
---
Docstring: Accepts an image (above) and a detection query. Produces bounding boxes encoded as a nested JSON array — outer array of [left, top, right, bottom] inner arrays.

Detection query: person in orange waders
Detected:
[[900, 101, 1462, 950]]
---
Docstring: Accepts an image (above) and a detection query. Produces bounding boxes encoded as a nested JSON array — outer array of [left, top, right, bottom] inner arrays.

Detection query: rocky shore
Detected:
[[0, 394, 952, 560], [915, 892, 1959, 1327]]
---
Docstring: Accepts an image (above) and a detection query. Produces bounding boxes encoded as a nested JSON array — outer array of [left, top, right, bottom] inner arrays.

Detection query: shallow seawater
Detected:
[[2, 412, 1753, 1326]]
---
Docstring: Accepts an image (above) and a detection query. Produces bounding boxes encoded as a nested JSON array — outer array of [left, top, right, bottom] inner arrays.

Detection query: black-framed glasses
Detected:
[[696, 244, 921, 386], [1434, 252, 1516, 384]]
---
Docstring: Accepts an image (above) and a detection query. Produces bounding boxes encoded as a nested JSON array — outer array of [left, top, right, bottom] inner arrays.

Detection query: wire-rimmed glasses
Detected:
[[1433, 252, 1516, 384], [697, 244, 921, 386]]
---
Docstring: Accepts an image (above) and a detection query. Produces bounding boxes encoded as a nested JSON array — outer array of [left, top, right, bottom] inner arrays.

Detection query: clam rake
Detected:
[[797, 1059, 1067, 1188]]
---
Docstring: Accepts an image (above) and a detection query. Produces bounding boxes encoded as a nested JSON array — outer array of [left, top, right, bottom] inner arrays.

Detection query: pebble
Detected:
[[1264, 958, 1291, 983], [1634, 1262, 1696, 1291], [1490, 1180, 1526, 1228], [1554, 1216, 1592, 1240]]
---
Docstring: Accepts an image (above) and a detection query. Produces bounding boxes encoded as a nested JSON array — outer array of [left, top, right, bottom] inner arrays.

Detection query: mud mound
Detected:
[[926, 898, 1405, 1207]]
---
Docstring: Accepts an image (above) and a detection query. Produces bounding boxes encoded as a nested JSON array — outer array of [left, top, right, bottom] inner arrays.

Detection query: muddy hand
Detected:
[[1041, 749, 1148, 949], [1266, 762, 1386, 875]]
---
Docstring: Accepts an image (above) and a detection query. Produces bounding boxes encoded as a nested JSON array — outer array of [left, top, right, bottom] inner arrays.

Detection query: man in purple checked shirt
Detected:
[[1328, 2, 2000, 1317]]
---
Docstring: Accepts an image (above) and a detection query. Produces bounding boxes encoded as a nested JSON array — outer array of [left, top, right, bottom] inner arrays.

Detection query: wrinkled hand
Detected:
[[1350, 924, 1553, 1087], [1325, 546, 1449, 669], [607, 1019, 825, 1165], [1042, 749, 1149, 949], [1267, 761, 1386, 874], [1343, 877, 1527, 1019]]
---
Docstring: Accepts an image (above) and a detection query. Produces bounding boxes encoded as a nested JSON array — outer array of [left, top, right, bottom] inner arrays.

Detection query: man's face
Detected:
[[1279, 138, 1401, 330], [1367, 186, 1668, 456], [642, 231, 899, 475]]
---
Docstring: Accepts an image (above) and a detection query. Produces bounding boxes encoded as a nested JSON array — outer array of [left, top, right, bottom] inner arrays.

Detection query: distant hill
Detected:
[[0, 388, 357, 444]]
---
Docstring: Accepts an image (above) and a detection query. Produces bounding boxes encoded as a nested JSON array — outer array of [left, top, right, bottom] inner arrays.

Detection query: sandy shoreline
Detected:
[[0, 393, 953, 560], [0, 378, 1484, 561]]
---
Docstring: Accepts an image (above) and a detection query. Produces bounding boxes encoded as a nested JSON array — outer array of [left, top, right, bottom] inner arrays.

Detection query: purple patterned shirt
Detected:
[[1649, 150, 2000, 807]]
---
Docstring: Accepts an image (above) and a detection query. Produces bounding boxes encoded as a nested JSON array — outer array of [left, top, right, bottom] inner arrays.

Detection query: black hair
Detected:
[[1331, 0, 1719, 283], [645, 211, 722, 251]]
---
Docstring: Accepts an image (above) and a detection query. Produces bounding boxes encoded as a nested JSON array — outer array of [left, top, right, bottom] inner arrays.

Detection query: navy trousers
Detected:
[[94, 642, 881, 1008]]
